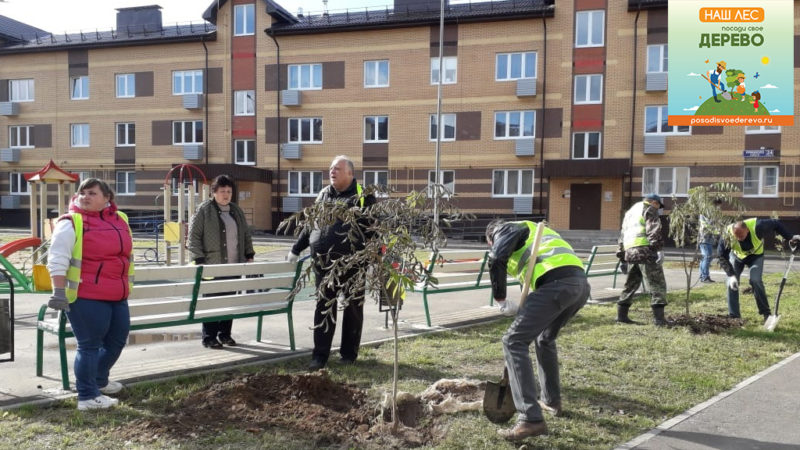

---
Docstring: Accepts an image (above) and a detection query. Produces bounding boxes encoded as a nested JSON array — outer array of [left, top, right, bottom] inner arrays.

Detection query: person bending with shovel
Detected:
[[485, 220, 589, 441]]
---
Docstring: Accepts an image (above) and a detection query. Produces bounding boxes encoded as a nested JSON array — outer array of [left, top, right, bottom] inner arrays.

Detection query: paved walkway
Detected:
[[1, 251, 797, 449]]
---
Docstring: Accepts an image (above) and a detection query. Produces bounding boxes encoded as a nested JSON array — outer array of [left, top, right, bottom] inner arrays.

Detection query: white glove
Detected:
[[655, 251, 664, 264], [286, 251, 299, 264], [727, 276, 739, 291], [496, 299, 519, 317]]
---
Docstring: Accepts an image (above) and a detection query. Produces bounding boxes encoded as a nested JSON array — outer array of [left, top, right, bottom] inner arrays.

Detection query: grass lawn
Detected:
[[1, 273, 798, 449]]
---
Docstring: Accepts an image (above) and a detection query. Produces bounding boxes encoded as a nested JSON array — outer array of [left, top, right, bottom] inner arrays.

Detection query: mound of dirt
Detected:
[[668, 313, 745, 334]]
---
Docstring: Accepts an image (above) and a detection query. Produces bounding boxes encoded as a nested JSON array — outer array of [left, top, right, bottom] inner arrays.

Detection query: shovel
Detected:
[[764, 248, 795, 332], [483, 221, 546, 423]]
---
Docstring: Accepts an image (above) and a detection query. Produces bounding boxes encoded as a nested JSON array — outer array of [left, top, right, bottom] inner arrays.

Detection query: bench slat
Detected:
[[128, 282, 197, 300]]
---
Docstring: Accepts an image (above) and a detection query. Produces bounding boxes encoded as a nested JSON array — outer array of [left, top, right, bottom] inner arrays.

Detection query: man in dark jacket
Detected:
[[718, 218, 799, 321], [288, 155, 376, 371]]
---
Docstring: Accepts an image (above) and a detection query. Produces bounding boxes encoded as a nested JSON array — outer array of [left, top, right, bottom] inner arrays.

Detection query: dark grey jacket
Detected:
[[188, 199, 254, 265]]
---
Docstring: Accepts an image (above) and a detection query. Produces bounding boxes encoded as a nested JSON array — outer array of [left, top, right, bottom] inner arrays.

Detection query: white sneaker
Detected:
[[99, 380, 124, 395], [77, 395, 119, 411]]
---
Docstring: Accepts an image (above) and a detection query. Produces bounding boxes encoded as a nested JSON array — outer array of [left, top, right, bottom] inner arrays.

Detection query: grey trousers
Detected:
[[502, 275, 590, 423]]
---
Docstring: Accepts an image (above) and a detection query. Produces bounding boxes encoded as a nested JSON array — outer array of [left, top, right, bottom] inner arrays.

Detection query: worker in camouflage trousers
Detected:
[[615, 193, 668, 326]]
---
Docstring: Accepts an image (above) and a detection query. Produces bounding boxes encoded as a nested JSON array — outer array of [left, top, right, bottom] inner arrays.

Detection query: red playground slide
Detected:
[[0, 237, 42, 258]]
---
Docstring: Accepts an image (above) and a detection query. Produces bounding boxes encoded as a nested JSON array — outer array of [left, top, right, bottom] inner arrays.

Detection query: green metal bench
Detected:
[[583, 244, 627, 302], [36, 260, 305, 390]]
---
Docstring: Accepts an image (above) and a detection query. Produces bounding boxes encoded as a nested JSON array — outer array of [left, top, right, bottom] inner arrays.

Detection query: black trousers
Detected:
[[312, 264, 365, 363], [201, 275, 238, 342]]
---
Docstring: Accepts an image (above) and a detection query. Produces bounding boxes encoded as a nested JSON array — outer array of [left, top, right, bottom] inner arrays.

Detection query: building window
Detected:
[[235, 140, 255, 165], [575, 10, 605, 47], [9, 125, 33, 148], [494, 111, 535, 139], [492, 169, 534, 197], [116, 123, 135, 146], [116, 171, 136, 195], [647, 45, 668, 73], [116, 74, 135, 98], [288, 118, 322, 143], [71, 76, 89, 100], [234, 4, 255, 36], [9, 79, 34, 102], [234, 90, 255, 116], [574, 74, 603, 104], [642, 167, 690, 196], [745, 126, 781, 134], [430, 56, 457, 85], [430, 114, 456, 141], [364, 116, 389, 143], [495, 52, 537, 81], [364, 60, 389, 88], [288, 64, 322, 90], [288, 171, 323, 196], [364, 170, 388, 196], [572, 132, 601, 159], [428, 170, 455, 196], [76, 171, 92, 182], [743, 166, 778, 197], [9, 173, 28, 195], [645, 105, 690, 135], [71, 124, 90, 147], [173, 70, 203, 95], [173, 120, 203, 144]]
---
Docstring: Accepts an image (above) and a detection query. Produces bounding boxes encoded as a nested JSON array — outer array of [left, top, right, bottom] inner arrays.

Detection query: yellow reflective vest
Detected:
[[727, 218, 763, 259], [621, 201, 650, 250], [505, 221, 584, 288]]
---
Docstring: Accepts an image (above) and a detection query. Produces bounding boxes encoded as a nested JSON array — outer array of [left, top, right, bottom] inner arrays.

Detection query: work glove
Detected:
[[286, 251, 299, 264], [790, 235, 800, 249], [615, 250, 625, 260], [655, 251, 664, 264], [496, 299, 519, 317], [48, 288, 70, 312], [726, 276, 739, 291]]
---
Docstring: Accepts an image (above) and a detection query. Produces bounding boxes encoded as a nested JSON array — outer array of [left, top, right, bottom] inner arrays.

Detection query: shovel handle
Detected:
[[519, 221, 546, 308]]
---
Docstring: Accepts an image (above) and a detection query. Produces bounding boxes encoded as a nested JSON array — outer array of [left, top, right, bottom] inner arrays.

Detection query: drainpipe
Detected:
[[267, 29, 282, 218], [202, 36, 209, 166], [629, 4, 641, 210], [539, 12, 547, 220]]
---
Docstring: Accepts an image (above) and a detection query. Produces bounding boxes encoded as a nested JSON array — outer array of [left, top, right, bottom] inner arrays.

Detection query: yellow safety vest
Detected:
[[65, 211, 134, 302], [622, 201, 650, 250], [728, 218, 763, 259], [506, 221, 584, 289]]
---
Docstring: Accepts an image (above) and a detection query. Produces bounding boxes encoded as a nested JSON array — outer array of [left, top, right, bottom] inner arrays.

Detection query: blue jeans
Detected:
[[727, 255, 770, 318], [699, 243, 713, 280], [65, 299, 130, 400]]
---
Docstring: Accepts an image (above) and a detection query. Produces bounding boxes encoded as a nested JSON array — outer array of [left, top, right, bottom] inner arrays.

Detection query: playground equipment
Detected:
[[161, 164, 209, 266]]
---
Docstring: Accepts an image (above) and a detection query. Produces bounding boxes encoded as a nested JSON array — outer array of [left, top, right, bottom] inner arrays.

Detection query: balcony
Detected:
[[182, 144, 204, 160], [0, 148, 20, 162], [646, 72, 667, 91], [515, 139, 535, 156], [516, 79, 537, 97], [281, 90, 301, 106], [644, 135, 665, 154], [0, 102, 20, 116], [281, 143, 301, 159], [182, 94, 204, 109]]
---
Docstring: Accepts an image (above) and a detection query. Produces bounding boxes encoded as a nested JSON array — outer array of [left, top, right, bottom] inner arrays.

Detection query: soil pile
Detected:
[[668, 313, 745, 334]]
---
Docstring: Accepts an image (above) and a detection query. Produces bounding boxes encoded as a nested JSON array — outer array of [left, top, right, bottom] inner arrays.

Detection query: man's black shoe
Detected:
[[219, 336, 237, 346], [339, 357, 356, 365], [202, 338, 223, 349], [308, 359, 326, 371]]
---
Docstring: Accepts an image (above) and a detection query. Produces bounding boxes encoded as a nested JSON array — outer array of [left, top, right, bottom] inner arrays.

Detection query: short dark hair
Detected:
[[211, 174, 235, 192], [486, 218, 506, 243], [78, 178, 115, 202]]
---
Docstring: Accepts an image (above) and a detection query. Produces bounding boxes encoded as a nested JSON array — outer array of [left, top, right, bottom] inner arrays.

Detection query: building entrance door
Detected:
[[569, 183, 601, 230]]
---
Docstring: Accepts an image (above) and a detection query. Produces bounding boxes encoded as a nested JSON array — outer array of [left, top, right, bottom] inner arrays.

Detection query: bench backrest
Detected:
[[425, 249, 518, 289], [584, 244, 621, 276]]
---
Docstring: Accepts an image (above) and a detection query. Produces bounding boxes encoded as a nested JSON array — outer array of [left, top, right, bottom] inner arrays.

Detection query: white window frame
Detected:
[[364, 60, 389, 88], [288, 171, 323, 197], [170, 178, 199, 195], [234, 90, 255, 116], [429, 114, 456, 141], [172, 70, 203, 95], [645, 105, 691, 135], [116, 73, 135, 98], [494, 111, 536, 140], [76, 171, 92, 182], [575, 10, 605, 48], [9, 79, 34, 102], [288, 64, 322, 90], [495, 51, 537, 81], [647, 44, 668, 73], [235, 139, 256, 165], [116, 122, 135, 147], [642, 167, 690, 197], [363, 170, 389, 197], [427, 170, 455, 197], [364, 116, 389, 143], [172, 120, 203, 145], [9, 173, 28, 195], [288, 118, 323, 143], [71, 123, 90, 147], [743, 166, 779, 198], [572, 131, 602, 159], [71, 76, 89, 100], [430, 56, 457, 85], [574, 74, 603, 104], [233, 4, 255, 36], [9, 125, 33, 148], [745, 126, 782, 134], [492, 169, 534, 198], [116, 171, 136, 195]]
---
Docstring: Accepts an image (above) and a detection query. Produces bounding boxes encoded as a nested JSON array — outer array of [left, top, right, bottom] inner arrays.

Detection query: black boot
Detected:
[[616, 304, 635, 324], [652, 305, 667, 327]]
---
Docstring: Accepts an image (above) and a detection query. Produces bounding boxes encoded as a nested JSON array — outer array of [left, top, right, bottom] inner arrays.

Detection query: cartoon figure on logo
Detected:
[[749, 91, 761, 111], [703, 60, 727, 103], [735, 73, 746, 101]]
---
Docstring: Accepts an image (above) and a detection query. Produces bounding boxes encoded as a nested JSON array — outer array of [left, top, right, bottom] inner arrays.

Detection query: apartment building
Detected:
[[1, 0, 798, 233]]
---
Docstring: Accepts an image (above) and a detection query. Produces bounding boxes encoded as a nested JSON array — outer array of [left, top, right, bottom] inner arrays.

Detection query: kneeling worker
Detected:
[[486, 219, 590, 441]]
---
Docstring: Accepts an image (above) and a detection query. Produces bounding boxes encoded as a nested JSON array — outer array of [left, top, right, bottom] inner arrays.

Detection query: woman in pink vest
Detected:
[[47, 178, 133, 410]]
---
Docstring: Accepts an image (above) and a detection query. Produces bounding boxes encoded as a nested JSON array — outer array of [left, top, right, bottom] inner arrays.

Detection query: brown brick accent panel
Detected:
[[207, 67, 223, 94], [68, 49, 88, 77], [456, 111, 481, 140], [152, 120, 173, 145], [32, 124, 52, 148], [264, 64, 287, 91], [647, 9, 667, 44], [134, 71, 154, 97], [322, 61, 345, 89], [363, 143, 389, 167]]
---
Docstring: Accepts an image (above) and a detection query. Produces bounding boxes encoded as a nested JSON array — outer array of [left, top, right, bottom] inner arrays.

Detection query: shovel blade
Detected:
[[764, 314, 780, 332], [483, 380, 516, 424], [721, 91, 732, 100]]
